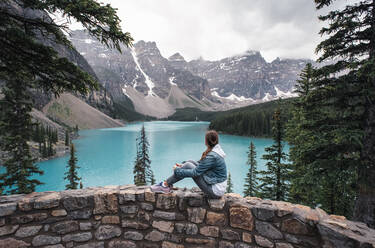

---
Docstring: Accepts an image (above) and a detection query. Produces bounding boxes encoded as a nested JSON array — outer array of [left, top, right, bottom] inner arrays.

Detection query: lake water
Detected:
[[32, 121, 279, 194]]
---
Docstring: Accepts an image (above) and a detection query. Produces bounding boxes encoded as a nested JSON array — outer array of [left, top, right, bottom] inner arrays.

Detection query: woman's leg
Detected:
[[193, 176, 220, 199], [165, 161, 195, 186]]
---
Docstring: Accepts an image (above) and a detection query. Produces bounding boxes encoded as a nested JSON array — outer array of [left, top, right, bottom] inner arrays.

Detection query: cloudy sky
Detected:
[[75, 0, 352, 62]]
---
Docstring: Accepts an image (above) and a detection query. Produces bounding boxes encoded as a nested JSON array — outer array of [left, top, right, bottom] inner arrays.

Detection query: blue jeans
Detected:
[[166, 160, 220, 199]]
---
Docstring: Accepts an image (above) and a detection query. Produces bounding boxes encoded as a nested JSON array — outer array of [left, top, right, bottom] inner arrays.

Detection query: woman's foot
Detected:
[[150, 182, 172, 193]]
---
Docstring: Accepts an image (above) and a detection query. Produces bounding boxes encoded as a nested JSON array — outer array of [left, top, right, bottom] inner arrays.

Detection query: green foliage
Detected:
[[0, 0, 132, 193], [243, 142, 258, 197], [226, 172, 234, 193], [0, 77, 43, 194], [209, 99, 293, 137], [64, 143, 81, 190], [258, 107, 290, 201], [133, 125, 154, 186]]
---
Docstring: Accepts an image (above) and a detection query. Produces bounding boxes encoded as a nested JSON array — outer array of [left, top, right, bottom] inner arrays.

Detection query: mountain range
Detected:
[[70, 30, 312, 118]]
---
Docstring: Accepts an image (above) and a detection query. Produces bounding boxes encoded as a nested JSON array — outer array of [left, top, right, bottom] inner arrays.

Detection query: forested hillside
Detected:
[[168, 98, 293, 137]]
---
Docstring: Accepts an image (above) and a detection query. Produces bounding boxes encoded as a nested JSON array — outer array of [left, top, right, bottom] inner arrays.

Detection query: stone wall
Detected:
[[0, 185, 374, 248]]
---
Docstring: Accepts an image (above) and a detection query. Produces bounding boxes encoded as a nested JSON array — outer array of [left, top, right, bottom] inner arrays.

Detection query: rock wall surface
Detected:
[[0, 185, 374, 248]]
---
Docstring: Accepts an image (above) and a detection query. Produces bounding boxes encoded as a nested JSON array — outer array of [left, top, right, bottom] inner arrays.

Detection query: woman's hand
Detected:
[[173, 163, 182, 170]]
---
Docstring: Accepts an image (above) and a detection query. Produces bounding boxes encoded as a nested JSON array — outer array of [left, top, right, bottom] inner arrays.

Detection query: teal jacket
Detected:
[[174, 144, 227, 185]]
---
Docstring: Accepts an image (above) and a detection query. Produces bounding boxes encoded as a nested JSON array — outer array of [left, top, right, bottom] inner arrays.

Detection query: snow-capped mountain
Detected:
[[70, 30, 311, 117], [70, 30, 213, 118]]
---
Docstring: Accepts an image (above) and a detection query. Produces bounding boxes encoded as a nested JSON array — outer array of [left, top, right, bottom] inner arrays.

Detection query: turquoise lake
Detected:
[[32, 121, 280, 194]]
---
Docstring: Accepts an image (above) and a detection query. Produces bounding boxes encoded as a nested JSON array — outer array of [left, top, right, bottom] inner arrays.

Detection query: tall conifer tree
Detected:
[[226, 172, 234, 193], [133, 125, 154, 186], [64, 143, 80, 190], [297, 0, 375, 224], [243, 142, 258, 197], [258, 107, 290, 201], [0, 76, 43, 194]]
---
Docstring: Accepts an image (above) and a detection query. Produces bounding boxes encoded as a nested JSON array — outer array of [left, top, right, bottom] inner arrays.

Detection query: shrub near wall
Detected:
[[0, 185, 374, 248]]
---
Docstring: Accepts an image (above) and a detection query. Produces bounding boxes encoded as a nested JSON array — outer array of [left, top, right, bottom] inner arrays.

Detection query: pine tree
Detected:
[[243, 142, 258, 197], [64, 144, 81, 190], [65, 130, 70, 146], [0, 77, 43, 194], [0, 0, 132, 194], [133, 125, 154, 186], [258, 107, 290, 201], [290, 0, 374, 223], [226, 172, 234, 193]]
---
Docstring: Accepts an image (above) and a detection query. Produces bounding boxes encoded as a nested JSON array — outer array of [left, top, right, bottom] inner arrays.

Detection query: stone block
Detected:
[[32, 235, 61, 246], [62, 193, 94, 211], [34, 192, 60, 209], [242, 232, 252, 243], [230, 206, 254, 231], [141, 202, 154, 211], [281, 218, 311, 235], [69, 209, 92, 219], [174, 223, 198, 235], [206, 211, 226, 226], [255, 220, 283, 240], [0, 203, 17, 217], [152, 220, 174, 233], [187, 207, 206, 224], [75, 242, 104, 248], [275, 243, 294, 248], [51, 221, 79, 234], [145, 230, 165, 242], [62, 232, 92, 242], [124, 231, 144, 241], [122, 220, 149, 230], [200, 225, 219, 237], [156, 193, 177, 210], [10, 213, 48, 224], [93, 193, 118, 214], [51, 209, 67, 217], [101, 215, 120, 224], [254, 235, 273, 248], [108, 240, 136, 248], [120, 205, 138, 214], [185, 237, 216, 247], [234, 242, 251, 248], [207, 197, 226, 210], [145, 188, 156, 202], [80, 222, 92, 231], [221, 229, 241, 241], [153, 210, 176, 220], [162, 241, 184, 248], [0, 238, 30, 247], [253, 206, 276, 221], [119, 189, 136, 203], [95, 225, 121, 240], [219, 241, 234, 248], [15, 225, 42, 238], [0, 225, 19, 236]]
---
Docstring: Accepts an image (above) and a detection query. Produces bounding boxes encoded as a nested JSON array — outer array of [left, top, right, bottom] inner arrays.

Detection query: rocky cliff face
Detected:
[[0, 185, 374, 248], [71, 30, 313, 116], [70, 30, 214, 118], [184, 51, 311, 101]]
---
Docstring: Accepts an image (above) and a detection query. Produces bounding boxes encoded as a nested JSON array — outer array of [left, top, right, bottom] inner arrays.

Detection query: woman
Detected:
[[151, 130, 227, 198]]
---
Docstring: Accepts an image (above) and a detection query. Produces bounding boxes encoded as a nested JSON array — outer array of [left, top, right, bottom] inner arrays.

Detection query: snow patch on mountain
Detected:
[[130, 48, 156, 96], [274, 86, 298, 98], [211, 91, 254, 102], [169, 77, 177, 86]]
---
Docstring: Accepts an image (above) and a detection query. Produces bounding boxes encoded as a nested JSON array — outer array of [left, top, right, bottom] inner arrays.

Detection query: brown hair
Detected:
[[200, 130, 219, 161]]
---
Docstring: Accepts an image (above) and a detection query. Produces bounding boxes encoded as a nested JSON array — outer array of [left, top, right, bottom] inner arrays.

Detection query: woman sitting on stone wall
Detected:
[[151, 130, 227, 199]]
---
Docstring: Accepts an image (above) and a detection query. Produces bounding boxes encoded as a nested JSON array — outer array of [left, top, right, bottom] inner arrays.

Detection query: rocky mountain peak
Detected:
[[168, 53, 186, 62]]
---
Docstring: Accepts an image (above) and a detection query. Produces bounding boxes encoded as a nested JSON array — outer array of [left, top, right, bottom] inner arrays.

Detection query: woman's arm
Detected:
[[174, 154, 216, 179]]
